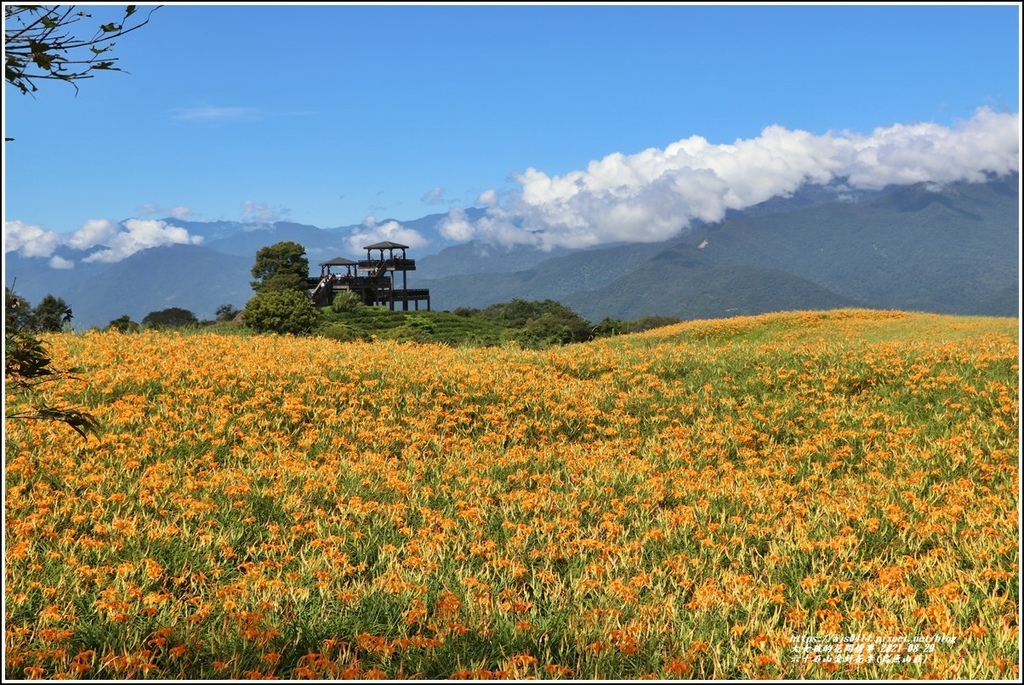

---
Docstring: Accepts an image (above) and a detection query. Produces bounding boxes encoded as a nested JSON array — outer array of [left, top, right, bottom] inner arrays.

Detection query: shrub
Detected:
[[243, 290, 320, 335], [317, 322, 362, 342], [142, 307, 199, 329], [330, 291, 364, 313]]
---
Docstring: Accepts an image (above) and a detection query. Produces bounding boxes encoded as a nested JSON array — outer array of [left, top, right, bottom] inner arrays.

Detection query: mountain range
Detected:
[[4, 175, 1019, 330]]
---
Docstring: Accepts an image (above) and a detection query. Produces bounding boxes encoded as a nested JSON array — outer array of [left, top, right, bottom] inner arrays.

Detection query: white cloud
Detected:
[[344, 216, 429, 253], [439, 207, 475, 242], [448, 106, 1020, 250], [82, 219, 204, 263], [4, 220, 61, 257], [67, 219, 120, 250], [477, 189, 499, 207], [4, 217, 204, 264], [48, 256, 74, 269]]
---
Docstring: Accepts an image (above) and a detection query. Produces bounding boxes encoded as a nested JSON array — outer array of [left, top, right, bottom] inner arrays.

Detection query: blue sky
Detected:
[[3, 2, 1021, 263]]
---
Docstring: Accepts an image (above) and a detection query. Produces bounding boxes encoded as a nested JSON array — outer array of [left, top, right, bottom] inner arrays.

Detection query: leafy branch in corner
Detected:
[[4, 4, 161, 97]]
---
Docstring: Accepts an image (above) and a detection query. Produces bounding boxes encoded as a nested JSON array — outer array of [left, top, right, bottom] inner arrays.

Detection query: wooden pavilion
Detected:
[[307, 241, 430, 311]]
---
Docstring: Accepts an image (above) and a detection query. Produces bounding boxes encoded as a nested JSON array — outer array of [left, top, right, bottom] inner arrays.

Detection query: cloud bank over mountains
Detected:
[[5, 218, 203, 269], [438, 108, 1015, 252], [5, 107, 1019, 265], [441, 106, 1020, 250]]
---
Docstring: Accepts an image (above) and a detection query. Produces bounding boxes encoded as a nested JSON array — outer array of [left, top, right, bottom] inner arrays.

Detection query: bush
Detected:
[[142, 307, 199, 329], [382, 324, 435, 344], [317, 322, 362, 342], [108, 315, 141, 333], [244, 289, 320, 335], [330, 291, 364, 313], [480, 299, 592, 344]]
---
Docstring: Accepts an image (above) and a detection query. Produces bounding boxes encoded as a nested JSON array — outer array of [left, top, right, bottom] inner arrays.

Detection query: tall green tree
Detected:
[[251, 241, 311, 293], [31, 293, 74, 332]]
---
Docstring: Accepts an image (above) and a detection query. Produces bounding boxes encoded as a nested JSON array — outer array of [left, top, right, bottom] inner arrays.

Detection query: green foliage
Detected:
[[329, 290, 364, 313], [215, 303, 240, 322], [4, 297, 99, 438], [3, 5, 159, 98], [31, 293, 74, 332], [251, 241, 311, 293], [479, 298, 592, 345], [381, 323, 436, 344], [317, 322, 361, 342], [404, 315, 435, 333], [592, 317, 626, 338], [108, 314, 141, 333], [244, 289, 321, 335], [258, 272, 310, 294], [377, 313, 439, 343], [5, 287, 33, 330], [306, 298, 682, 348], [142, 307, 199, 329], [314, 305, 505, 346], [630, 315, 683, 332]]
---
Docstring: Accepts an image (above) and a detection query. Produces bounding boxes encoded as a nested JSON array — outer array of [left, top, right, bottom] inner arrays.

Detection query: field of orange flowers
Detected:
[[4, 308, 1019, 680]]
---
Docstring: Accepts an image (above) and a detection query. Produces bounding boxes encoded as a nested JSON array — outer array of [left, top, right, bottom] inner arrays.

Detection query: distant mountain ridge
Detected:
[[4, 176, 1018, 329], [418, 175, 1019, 321]]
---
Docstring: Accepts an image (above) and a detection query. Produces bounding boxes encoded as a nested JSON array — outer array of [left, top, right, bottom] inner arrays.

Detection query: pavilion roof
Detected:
[[363, 241, 409, 250]]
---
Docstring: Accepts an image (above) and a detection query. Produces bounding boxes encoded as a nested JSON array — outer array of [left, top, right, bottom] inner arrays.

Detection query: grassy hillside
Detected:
[[4, 309, 1018, 679]]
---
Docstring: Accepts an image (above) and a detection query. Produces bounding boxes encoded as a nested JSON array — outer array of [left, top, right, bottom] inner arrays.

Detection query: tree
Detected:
[[215, 303, 240, 322], [142, 307, 199, 329], [629, 315, 682, 333], [480, 299, 593, 345], [244, 289, 320, 335], [31, 293, 74, 332], [251, 241, 310, 293], [6, 286, 33, 330], [5, 287, 99, 438], [108, 314, 141, 332], [592, 317, 626, 339], [4, 4, 161, 98]]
